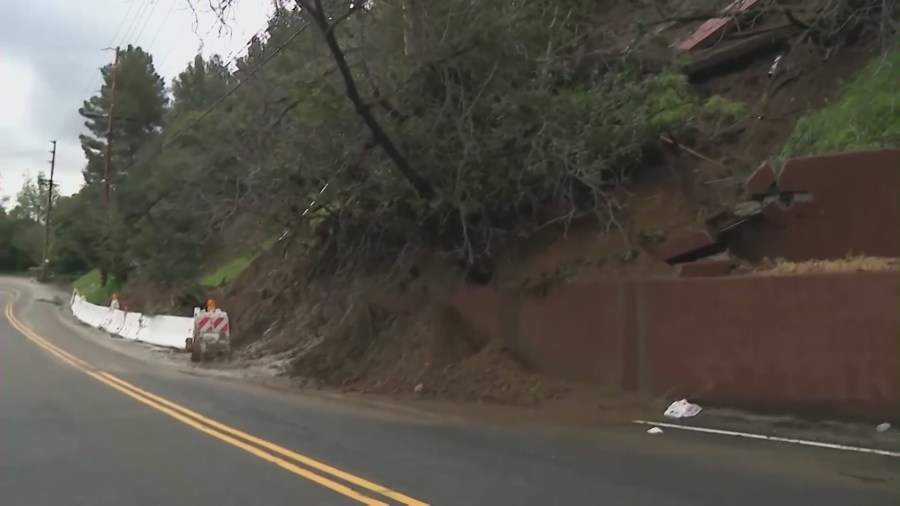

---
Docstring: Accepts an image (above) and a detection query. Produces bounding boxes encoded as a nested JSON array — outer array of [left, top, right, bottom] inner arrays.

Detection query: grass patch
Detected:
[[781, 50, 900, 158], [72, 269, 120, 305], [200, 256, 253, 287], [200, 238, 277, 288]]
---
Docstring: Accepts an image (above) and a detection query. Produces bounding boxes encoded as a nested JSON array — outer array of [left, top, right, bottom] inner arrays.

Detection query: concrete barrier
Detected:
[[70, 291, 194, 350], [119, 312, 143, 341], [139, 315, 194, 349]]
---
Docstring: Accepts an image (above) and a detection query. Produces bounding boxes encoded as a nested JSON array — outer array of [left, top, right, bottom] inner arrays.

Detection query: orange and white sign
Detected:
[[194, 311, 230, 334]]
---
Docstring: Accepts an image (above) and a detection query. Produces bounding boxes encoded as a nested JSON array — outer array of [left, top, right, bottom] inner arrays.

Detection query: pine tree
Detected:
[[78, 45, 168, 190], [171, 54, 234, 115]]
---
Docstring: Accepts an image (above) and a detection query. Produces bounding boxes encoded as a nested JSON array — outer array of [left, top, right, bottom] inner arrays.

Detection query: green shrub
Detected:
[[72, 269, 120, 305], [781, 50, 900, 157]]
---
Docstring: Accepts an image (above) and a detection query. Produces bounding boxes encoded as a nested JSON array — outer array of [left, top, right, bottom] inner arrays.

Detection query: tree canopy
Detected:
[[0, 173, 59, 271]]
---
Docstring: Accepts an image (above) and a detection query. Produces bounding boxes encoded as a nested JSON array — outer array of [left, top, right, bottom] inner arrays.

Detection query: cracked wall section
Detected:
[[731, 148, 899, 261]]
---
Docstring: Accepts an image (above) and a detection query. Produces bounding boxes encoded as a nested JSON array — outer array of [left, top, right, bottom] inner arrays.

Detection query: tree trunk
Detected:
[[303, 0, 436, 201]]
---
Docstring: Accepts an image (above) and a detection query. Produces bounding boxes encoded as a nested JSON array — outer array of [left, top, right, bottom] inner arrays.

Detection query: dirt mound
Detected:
[[290, 304, 570, 405], [121, 283, 202, 316], [212, 238, 572, 407]]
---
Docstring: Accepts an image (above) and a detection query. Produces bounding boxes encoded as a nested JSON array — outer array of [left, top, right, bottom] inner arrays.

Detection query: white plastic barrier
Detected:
[[119, 312, 143, 341], [100, 309, 127, 335], [139, 315, 194, 349], [69, 291, 193, 350], [80, 301, 110, 328]]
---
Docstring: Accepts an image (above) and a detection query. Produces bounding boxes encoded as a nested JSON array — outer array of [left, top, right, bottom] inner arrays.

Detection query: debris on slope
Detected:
[[758, 256, 900, 274], [290, 305, 571, 405]]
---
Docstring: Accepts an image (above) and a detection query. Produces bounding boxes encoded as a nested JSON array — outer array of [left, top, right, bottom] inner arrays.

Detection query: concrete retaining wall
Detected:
[[450, 271, 899, 421], [639, 272, 899, 420], [444, 148, 900, 420]]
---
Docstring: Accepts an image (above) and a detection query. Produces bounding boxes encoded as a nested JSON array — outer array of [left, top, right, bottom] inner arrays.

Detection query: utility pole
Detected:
[[103, 47, 121, 208], [40, 140, 57, 282]]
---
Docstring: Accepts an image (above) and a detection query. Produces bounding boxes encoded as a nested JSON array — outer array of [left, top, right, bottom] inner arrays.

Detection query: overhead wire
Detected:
[[117, 0, 155, 49], [111, 16, 318, 234], [166, 22, 310, 146], [51, 0, 153, 181], [70, 0, 142, 121], [145, 0, 179, 52], [153, 2, 263, 76], [71, 0, 155, 119], [113, 19, 311, 182], [51, 0, 265, 197], [132, 0, 164, 44]]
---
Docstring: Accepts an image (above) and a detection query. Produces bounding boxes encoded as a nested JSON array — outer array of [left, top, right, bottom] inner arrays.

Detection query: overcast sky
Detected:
[[0, 0, 271, 202]]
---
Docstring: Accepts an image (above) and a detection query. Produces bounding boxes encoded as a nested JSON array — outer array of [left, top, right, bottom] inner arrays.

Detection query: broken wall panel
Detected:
[[730, 149, 900, 261], [676, 0, 761, 51]]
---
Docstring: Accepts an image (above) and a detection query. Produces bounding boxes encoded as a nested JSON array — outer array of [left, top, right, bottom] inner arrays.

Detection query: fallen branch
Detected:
[[659, 134, 730, 172]]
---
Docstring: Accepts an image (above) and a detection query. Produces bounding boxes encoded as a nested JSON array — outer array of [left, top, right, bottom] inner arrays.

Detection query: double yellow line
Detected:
[[1, 291, 427, 506]]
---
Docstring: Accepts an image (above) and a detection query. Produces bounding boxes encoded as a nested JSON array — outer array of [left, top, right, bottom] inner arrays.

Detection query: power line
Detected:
[[145, 0, 178, 51], [41, 140, 57, 282], [133, 0, 164, 45], [66, 0, 162, 179], [117, 0, 155, 48], [68, 0, 142, 132], [103, 49, 122, 208], [160, 13, 270, 78], [219, 30, 264, 70], [109, 0, 140, 49], [107, 20, 311, 195], [156, 8, 229, 73], [168, 23, 309, 142]]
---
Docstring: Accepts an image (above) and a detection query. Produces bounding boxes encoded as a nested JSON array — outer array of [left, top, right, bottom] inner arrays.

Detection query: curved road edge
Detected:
[[1, 285, 431, 506]]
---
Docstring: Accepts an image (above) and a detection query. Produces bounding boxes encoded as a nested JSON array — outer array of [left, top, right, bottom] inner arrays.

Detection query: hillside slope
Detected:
[[58, 0, 899, 409], [214, 40, 898, 404]]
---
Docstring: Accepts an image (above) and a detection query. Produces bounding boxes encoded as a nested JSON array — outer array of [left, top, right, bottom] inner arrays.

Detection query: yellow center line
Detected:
[[1, 290, 429, 506]]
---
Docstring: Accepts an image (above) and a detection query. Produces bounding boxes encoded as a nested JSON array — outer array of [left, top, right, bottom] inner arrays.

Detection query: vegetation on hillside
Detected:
[[781, 48, 900, 157], [72, 269, 120, 305], [0, 175, 59, 272], [0, 0, 895, 297]]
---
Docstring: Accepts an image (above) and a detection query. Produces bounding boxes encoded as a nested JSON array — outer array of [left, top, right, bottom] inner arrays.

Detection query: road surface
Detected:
[[0, 280, 896, 505]]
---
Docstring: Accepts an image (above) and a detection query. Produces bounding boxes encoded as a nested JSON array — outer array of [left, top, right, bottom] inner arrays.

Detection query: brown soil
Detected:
[[219, 257, 570, 406], [291, 305, 571, 405], [689, 41, 875, 178], [496, 155, 715, 288], [121, 283, 200, 316]]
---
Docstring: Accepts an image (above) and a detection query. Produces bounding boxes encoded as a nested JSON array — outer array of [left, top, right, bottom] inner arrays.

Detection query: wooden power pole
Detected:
[[103, 47, 121, 208], [40, 140, 57, 282]]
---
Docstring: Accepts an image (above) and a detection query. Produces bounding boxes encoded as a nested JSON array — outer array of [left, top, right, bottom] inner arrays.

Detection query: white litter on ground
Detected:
[[876, 422, 891, 433], [647, 427, 664, 435], [664, 399, 702, 419]]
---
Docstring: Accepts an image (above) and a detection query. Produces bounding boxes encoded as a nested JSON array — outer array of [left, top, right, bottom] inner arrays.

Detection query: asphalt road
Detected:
[[1, 280, 897, 506]]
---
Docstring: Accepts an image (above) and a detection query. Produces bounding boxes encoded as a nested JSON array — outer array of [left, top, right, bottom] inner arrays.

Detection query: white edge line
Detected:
[[632, 420, 900, 458]]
